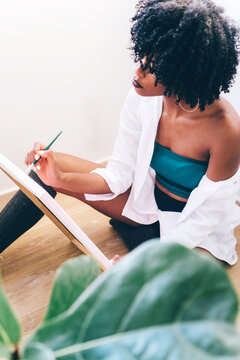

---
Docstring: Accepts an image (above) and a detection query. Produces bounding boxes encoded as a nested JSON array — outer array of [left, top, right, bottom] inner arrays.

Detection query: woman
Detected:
[[1, 0, 240, 264]]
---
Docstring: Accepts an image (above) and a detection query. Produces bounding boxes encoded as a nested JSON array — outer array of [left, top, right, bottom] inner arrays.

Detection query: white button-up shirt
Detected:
[[85, 88, 240, 265]]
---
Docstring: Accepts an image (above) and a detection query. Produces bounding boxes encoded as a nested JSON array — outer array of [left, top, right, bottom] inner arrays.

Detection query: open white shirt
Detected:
[[85, 88, 240, 265]]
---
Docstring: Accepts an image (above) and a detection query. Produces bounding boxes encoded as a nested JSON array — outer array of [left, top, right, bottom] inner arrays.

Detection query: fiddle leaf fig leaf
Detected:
[[23, 241, 240, 359], [21, 342, 55, 360], [0, 341, 11, 359], [52, 321, 240, 359], [0, 273, 21, 351], [44, 256, 100, 321]]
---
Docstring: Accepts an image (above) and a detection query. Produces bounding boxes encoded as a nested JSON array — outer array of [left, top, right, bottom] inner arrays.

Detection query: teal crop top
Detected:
[[150, 142, 209, 199]]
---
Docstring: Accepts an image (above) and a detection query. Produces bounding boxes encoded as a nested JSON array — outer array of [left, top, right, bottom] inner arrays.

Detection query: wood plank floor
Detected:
[[0, 193, 239, 343]]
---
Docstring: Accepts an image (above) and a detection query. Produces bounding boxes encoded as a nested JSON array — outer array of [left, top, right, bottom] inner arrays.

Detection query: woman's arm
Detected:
[[57, 169, 112, 194], [206, 115, 240, 182], [25, 142, 110, 194], [26, 148, 111, 194]]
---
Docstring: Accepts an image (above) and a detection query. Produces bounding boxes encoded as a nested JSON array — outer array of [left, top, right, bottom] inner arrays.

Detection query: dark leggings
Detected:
[[110, 185, 186, 250], [0, 171, 56, 253], [0, 177, 185, 253]]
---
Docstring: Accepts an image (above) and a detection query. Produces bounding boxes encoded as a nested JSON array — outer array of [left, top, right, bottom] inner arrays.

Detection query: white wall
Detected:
[[0, 0, 137, 193], [0, 0, 239, 194]]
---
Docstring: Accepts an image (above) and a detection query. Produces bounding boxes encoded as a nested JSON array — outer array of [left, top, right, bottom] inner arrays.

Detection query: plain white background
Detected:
[[0, 0, 239, 193], [0, 0, 137, 193]]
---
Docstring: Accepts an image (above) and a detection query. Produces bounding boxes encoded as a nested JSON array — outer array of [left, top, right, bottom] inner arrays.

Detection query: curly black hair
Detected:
[[130, 0, 240, 111]]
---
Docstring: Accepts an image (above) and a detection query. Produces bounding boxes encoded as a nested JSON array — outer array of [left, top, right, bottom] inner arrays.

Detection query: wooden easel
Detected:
[[0, 167, 107, 271]]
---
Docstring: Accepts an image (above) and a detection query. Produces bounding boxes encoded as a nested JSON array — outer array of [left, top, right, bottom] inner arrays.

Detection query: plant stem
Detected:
[[11, 346, 19, 360]]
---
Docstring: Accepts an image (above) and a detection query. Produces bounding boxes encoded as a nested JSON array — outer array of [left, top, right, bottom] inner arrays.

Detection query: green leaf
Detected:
[[44, 256, 100, 321], [21, 342, 54, 360], [52, 321, 240, 359], [0, 273, 21, 348], [23, 241, 239, 359], [0, 341, 11, 359]]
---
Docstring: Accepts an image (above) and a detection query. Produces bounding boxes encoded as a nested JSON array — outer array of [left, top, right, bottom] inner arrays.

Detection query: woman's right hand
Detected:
[[25, 142, 62, 187], [25, 142, 47, 167]]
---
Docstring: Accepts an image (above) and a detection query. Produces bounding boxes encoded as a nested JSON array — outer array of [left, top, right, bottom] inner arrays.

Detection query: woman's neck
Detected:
[[162, 95, 201, 119]]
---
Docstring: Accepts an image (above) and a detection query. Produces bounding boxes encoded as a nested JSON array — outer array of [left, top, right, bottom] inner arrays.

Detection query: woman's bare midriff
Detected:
[[155, 178, 188, 203]]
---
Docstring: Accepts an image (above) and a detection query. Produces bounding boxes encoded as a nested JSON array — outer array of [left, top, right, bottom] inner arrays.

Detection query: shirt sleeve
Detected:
[[160, 170, 240, 248], [84, 88, 142, 201]]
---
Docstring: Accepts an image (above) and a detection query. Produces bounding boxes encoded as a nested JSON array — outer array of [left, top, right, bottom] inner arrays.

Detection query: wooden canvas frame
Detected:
[[0, 158, 110, 271]]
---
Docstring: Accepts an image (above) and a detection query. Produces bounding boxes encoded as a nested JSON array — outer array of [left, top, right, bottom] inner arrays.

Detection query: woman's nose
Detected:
[[135, 66, 146, 78]]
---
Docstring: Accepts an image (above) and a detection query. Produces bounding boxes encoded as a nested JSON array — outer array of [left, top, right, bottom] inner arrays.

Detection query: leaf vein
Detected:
[[116, 257, 187, 332]]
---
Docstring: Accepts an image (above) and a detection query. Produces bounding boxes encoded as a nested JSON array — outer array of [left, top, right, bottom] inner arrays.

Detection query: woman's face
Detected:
[[132, 60, 166, 97]]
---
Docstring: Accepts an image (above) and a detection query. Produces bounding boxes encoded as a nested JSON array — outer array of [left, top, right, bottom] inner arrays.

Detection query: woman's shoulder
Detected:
[[208, 97, 240, 138], [217, 97, 240, 139], [206, 97, 240, 181]]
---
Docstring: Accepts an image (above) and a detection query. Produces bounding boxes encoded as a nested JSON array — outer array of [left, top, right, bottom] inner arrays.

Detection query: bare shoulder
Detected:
[[206, 97, 240, 181], [210, 96, 240, 142]]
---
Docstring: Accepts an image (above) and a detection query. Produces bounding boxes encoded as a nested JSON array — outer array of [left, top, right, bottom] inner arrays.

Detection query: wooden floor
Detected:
[[0, 193, 240, 343]]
